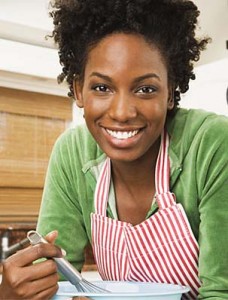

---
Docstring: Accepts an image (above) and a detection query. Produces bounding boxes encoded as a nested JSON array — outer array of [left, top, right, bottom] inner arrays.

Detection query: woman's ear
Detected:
[[167, 86, 175, 110], [73, 80, 84, 108]]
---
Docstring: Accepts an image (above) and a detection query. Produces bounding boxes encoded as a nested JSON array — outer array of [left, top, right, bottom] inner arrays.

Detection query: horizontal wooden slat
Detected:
[[0, 188, 42, 223], [0, 112, 67, 187], [0, 87, 72, 120], [0, 216, 38, 223]]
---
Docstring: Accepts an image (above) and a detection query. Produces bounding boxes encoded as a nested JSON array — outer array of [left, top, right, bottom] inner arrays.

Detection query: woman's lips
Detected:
[[102, 127, 143, 149], [105, 129, 139, 140]]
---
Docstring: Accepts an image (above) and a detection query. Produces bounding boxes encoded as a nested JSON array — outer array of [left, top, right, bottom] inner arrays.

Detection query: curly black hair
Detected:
[[50, 0, 209, 109]]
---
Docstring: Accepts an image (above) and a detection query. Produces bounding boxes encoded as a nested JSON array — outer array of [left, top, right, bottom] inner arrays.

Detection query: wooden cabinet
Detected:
[[0, 87, 72, 223]]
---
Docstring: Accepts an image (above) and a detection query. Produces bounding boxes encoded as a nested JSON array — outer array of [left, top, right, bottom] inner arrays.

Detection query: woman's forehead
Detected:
[[84, 33, 168, 78]]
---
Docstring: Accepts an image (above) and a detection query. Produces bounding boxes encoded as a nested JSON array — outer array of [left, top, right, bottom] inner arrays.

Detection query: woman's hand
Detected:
[[0, 231, 62, 300]]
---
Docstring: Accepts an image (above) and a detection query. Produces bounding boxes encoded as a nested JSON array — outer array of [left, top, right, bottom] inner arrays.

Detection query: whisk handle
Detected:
[[53, 256, 83, 285], [27, 230, 83, 286]]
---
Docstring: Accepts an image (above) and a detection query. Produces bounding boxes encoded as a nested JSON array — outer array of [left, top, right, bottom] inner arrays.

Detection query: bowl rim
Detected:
[[56, 280, 190, 297]]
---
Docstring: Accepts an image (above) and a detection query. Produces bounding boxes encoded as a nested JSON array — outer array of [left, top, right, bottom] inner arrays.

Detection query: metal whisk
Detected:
[[27, 231, 109, 293]]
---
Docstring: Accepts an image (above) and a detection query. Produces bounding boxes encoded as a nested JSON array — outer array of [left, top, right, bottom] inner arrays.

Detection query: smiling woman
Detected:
[[0, 1, 228, 300]]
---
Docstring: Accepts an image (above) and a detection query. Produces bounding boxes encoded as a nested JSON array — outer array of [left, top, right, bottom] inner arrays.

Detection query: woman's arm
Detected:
[[37, 129, 90, 273], [197, 118, 228, 299]]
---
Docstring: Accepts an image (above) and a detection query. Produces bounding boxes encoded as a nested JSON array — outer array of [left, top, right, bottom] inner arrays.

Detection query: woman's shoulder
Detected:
[[51, 124, 103, 162], [167, 108, 228, 159], [56, 123, 93, 143], [168, 108, 228, 139]]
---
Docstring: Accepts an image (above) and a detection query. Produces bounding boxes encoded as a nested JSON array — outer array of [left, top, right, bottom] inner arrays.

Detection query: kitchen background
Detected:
[[0, 0, 227, 270]]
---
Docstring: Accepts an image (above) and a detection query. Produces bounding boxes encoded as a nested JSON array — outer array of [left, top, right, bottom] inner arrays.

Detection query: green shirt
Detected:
[[37, 108, 228, 299]]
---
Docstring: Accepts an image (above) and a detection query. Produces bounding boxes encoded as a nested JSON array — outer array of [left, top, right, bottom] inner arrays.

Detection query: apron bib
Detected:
[[91, 131, 201, 299]]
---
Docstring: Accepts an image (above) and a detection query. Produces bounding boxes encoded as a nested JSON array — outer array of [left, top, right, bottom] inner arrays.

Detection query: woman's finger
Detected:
[[44, 230, 58, 244], [5, 242, 62, 268], [45, 230, 66, 255], [32, 282, 59, 300], [22, 272, 59, 298], [22, 259, 58, 281]]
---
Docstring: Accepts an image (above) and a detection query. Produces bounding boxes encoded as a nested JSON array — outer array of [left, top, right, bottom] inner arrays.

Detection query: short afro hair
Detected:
[[50, 0, 209, 109]]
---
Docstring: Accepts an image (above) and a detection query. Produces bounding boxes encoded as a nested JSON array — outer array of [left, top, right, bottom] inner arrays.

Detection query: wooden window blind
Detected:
[[0, 87, 72, 224]]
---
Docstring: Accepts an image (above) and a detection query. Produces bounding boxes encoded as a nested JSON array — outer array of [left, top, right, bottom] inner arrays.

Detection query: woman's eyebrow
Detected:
[[133, 73, 161, 84], [89, 72, 112, 82]]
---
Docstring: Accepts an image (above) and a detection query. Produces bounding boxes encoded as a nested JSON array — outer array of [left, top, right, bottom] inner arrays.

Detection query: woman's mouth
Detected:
[[106, 129, 140, 140]]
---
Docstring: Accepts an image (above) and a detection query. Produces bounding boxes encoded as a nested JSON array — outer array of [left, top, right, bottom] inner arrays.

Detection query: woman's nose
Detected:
[[108, 93, 137, 122]]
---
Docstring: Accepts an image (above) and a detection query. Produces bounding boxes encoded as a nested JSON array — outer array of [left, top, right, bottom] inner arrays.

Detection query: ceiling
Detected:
[[0, 0, 52, 30], [0, 0, 227, 64]]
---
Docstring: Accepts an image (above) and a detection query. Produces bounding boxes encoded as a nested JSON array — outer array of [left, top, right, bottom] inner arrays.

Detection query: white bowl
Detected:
[[53, 280, 190, 300]]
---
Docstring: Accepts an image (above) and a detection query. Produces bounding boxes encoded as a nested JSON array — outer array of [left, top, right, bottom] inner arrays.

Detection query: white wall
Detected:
[[180, 0, 228, 116], [181, 59, 228, 116], [194, 0, 228, 65]]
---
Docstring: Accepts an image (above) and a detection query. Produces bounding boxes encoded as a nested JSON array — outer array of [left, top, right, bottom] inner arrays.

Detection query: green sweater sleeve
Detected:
[[196, 116, 228, 299], [37, 130, 90, 273]]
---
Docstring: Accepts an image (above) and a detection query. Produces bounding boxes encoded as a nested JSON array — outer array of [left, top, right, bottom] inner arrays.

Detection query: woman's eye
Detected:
[[92, 84, 110, 93], [136, 86, 156, 94]]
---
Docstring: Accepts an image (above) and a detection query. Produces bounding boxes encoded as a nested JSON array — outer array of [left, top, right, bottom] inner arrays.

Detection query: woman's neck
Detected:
[[110, 139, 160, 225]]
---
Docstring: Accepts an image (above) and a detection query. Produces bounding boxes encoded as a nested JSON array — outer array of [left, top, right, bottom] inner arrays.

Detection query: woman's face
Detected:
[[75, 33, 174, 162]]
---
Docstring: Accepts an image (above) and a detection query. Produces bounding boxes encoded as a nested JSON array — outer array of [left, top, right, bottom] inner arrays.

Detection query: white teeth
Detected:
[[106, 129, 139, 139]]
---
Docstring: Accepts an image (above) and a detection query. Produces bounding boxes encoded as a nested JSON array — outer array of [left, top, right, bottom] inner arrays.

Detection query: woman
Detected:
[[0, 0, 227, 299]]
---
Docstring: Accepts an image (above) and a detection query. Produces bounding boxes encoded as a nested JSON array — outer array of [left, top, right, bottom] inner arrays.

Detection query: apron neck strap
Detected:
[[94, 157, 111, 216], [155, 131, 170, 194], [155, 130, 176, 209]]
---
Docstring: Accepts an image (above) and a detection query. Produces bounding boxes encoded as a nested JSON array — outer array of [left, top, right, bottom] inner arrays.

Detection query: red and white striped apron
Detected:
[[91, 131, 201, 299]]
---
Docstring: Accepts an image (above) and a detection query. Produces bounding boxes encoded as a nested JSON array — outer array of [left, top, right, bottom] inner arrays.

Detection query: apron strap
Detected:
[[94, 157, 111, 215], [155, 131, 176, 209]]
